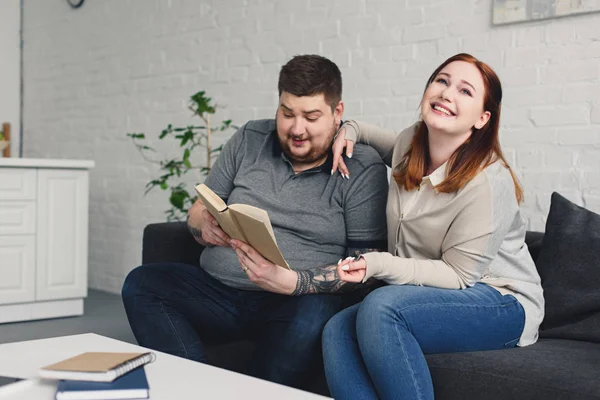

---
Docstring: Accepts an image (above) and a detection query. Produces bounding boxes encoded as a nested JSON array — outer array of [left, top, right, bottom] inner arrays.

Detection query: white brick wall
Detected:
[[22, 0, 600, 294], [0, 0, 20, 155]]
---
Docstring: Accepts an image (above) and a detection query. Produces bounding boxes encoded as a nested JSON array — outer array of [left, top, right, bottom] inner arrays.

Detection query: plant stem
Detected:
[[206, 114, 212, 170]]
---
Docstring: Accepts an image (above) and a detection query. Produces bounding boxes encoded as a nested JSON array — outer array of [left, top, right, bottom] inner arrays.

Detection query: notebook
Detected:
[[55, 367, 149, 400], [39, 352, 156, 382]]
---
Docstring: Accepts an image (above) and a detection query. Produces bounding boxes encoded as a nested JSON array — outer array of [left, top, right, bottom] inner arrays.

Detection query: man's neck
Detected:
[[291, 156, 328, 174]]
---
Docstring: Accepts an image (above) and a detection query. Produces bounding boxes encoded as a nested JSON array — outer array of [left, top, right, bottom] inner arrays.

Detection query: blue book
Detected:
[[55, 367, 149, 400]]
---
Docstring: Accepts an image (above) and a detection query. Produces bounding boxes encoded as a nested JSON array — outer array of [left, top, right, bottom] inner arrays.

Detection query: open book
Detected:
[[195, 184, 290, 269]]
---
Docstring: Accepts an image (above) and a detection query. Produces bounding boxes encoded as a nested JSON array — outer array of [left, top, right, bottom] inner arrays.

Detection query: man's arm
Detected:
[[291, 246, 385, 295], [187, 199, 208, 245]]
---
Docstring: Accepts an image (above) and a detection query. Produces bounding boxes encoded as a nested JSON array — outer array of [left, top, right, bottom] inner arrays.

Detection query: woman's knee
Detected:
[[355, 285, 421, 336], [322, 305, 358, 346]]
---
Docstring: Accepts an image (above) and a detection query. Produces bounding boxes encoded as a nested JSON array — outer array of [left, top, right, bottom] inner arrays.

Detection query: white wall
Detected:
[[0, 0, 21, 155], [22, 0, 600, 294]]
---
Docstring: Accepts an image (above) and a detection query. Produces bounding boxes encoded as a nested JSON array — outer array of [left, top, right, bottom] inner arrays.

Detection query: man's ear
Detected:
[[474, 110, 491, 130], [334, 101, 344, 127]]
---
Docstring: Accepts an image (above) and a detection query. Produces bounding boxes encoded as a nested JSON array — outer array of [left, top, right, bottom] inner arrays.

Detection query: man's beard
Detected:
[[277, 121, 337, 166]]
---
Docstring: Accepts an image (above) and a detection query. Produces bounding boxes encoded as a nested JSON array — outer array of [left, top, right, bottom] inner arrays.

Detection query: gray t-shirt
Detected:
[[200, 119, 389, 290]]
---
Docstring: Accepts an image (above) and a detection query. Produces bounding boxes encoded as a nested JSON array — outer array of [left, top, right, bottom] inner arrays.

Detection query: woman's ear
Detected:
[[474, 110, 491, 130]]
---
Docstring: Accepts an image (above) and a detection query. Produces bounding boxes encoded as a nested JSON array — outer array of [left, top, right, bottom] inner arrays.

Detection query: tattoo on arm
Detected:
[[291, 247, 383, 296], [187, 214, 203, 241]]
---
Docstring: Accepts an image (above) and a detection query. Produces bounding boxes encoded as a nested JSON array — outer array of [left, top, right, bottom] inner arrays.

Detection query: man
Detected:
[[122, 55, 388, 389]]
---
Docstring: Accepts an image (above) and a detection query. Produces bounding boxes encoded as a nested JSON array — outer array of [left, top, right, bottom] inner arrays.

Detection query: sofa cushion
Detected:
[[426, 339, 600, 400], [536, 192, 600, 343]]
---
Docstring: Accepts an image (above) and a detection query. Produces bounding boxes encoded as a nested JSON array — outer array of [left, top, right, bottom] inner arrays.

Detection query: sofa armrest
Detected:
[[525, 231, 544, 263], [142, 222, 204, 266]]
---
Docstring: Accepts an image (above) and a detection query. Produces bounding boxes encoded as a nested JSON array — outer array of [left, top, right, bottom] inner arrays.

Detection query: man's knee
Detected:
[[121, 264, 168, 301], [287, 295, 342, 341]]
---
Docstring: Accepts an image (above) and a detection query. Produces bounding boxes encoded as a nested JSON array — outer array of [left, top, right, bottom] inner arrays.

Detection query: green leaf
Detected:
[[220, 120, 232, 131], [169, 189, 189, 210], [160, 181, 168, 190], [210, 145, 223, 154]]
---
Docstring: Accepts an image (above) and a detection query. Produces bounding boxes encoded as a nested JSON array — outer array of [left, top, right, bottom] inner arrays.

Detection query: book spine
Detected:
[[110, 353, 156, 379]]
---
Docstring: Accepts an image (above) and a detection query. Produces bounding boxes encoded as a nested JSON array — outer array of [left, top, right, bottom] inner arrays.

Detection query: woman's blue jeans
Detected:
[[322, 283, 525, 400]]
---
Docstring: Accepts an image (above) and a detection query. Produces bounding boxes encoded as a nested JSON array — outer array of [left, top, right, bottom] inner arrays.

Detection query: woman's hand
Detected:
[[331, 126, 354, 179], [337, 257, 367, 283]]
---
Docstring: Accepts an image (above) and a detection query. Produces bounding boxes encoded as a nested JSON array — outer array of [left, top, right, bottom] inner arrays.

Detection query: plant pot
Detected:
[[0, 141, 9, 156]]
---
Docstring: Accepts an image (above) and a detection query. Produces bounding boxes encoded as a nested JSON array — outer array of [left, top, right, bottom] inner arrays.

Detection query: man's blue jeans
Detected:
[[121, 263, 343, 388], [322, 283, 525, 400]]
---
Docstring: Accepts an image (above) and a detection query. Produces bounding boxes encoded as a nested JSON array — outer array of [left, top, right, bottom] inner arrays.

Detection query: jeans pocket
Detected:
[[502, 337, 520, 349]]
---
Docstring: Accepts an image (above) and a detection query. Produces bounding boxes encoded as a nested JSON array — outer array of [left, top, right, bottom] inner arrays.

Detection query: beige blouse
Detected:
[[343, 120, 544, 346]]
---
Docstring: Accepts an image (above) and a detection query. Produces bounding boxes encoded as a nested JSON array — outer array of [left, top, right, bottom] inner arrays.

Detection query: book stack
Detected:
[[39, 352, 155, 400]]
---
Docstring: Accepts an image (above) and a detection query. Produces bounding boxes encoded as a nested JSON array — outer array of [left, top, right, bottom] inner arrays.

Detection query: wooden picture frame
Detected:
[[493, 0, 600, 25]]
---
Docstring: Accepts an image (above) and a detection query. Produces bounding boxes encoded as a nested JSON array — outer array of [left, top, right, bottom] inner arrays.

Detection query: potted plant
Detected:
[[0, 130, 9, 154], [127, 91, 237, 221]]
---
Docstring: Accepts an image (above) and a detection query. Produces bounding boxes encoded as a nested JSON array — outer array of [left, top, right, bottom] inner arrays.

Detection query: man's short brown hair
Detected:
[[278, 55, 342, 111]]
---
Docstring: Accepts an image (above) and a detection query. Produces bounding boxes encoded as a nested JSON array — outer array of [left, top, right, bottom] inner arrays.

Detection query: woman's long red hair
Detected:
[[393, 53, 523, 203]]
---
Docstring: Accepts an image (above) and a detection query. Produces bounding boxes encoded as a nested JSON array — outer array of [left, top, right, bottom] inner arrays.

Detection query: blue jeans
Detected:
[[122, 263, 343, 388], [322, 283, 525, 400]]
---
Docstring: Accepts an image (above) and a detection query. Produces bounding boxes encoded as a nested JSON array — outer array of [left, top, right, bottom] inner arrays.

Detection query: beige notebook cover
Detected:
[[39, 352, 155, 382], [195, 184, 290, 269]]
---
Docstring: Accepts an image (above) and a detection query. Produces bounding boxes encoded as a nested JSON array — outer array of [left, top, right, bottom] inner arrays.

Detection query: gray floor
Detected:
[[0, 290, 136, 345]]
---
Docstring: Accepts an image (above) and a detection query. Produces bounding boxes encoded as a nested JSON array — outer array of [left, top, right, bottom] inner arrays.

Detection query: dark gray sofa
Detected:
[[140, 198, 600, 399]]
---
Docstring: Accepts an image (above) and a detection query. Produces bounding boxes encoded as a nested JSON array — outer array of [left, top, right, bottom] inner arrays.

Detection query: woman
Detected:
[[322, 53, 544, 400]]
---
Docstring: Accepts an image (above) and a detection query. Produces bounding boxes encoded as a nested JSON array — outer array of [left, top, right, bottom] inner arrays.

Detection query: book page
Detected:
[[195, 184, 227, 212], [230, 204, 277, 240], [229, 206, 290, 269], [195, 184, 245, 241]]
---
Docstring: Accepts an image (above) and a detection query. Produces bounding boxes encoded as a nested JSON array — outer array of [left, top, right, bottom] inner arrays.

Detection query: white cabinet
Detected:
[[0, 158, 94, 323]]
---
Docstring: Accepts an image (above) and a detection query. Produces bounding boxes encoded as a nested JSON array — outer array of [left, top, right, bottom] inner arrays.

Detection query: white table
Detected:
[[0, 333, 329, 399]]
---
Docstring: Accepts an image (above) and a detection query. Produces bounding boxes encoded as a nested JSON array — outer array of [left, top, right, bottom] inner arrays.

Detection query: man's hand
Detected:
[[187, 199, 231, 247], [198, 209, 231, 247], [337, 257, 367, 283], [230, 239, 297, 294]]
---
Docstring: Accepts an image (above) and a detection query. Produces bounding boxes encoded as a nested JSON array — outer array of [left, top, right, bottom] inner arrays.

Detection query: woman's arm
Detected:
[[343, 120, 400, 166], [360, 168, 519, 289]]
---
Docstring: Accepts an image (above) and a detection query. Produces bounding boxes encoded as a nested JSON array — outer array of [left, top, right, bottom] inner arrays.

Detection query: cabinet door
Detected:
[[0, 236, 36, 304], [36, 169, 89, 300]]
